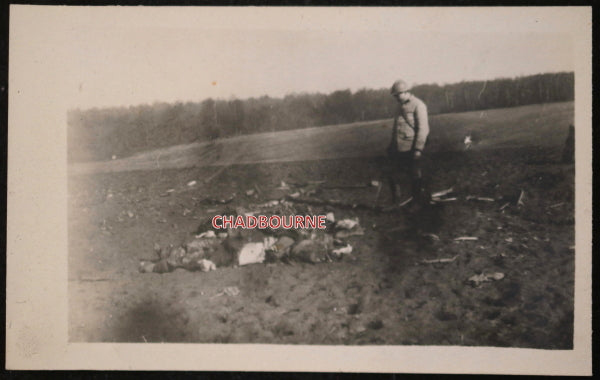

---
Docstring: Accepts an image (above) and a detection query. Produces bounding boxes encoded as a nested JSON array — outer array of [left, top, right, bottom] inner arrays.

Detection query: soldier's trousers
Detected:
[[387, 151, 430, 205]]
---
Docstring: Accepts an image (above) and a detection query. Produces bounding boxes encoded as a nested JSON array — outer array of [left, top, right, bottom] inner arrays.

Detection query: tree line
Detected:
[[68, 72, 574, 162]]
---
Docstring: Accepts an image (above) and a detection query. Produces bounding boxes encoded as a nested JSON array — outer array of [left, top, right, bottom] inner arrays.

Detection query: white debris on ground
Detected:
[[468, 272, 505, 286], [336, 218, 359, 230]]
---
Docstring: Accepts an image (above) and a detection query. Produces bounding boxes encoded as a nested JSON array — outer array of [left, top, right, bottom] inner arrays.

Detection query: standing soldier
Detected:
[[387, 79, 431, 208]]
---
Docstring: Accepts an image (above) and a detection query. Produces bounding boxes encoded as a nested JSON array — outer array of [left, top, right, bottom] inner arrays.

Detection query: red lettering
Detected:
[[246, 215, 257, 229], [295, 215, 304, 228], [258, 215, 268, 229], [269, 215, 281, 228], [305, 215, 316, 228], [212, 215, 222, 229], [222, 215, 234, 229], [281, 215, 293, 229], [233, 215, 246, 229], [317, 215, 326, 229]]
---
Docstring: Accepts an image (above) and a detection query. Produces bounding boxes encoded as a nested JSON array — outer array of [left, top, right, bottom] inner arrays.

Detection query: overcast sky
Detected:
[[11, 6, 584, 110]]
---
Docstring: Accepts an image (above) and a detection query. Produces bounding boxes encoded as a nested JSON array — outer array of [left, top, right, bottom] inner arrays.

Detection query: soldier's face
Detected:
[[394, 91, 410, 102]]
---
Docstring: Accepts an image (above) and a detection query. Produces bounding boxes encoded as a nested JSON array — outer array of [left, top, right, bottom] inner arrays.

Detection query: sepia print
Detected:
[[7, 5, 592, 374]]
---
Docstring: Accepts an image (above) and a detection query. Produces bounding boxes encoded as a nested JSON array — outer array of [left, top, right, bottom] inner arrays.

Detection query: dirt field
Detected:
[[68, 102, 574, 348]]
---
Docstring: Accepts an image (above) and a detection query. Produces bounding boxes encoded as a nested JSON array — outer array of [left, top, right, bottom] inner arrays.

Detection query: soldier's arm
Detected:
[[413, 102, 429, 152]]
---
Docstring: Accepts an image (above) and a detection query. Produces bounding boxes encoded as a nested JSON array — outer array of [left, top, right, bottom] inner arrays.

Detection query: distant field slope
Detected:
[[70, 102, 574, 175]]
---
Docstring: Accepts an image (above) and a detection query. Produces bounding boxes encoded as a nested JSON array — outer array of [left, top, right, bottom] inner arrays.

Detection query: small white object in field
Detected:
[[422, 233, 440, 241], [112, 155, 117, 160], [336, 218, 359, 230], [259, 200, 279, 208], [464, 135, 472, 149], [326, 212, 335, 223], [138, 261, 155, 273], [454, 236, 478, 241], [332, 244, 353, 257], [263, 236, 277, 251], [238, 242, 266, 266], [223, 286, 240, 296], [187, 180, 197, 187], [196, 230, 216, 239], [468, 272, 505, 286], [431, 187, 454, 198], [198, 259, 216, 272], [517, 189, 525, 206], [371, 180, 381, 187]]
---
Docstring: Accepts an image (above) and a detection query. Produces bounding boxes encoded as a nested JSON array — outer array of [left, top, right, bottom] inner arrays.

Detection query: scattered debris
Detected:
[[332, 244, 353, 258], [245, 189, 255, 196], [198, 259, 217, 272], [138, 261, 156, 273], [499, 202, 510, 211], [434, 197, 457, 202], [291, 239, 330, 263], [336, 218, 359, 230], [201, 195, 236, 205], [212, 286, 240, 298], [549, 202, 565, 209], [238, 242, 266, 266], [187, 180, 197, 187], [195, 230, 216, 239], [466, 195, 495, 202], [111, 155, 117, 160], [419, 255, 458, 264], [266, 236, 296, 260], [288, 192, 301, 198], [277, 181, 290, 190], [422, 233, 440, 241], [259, 200, 279, 208], [431, 187, 454, 198], [517, 189, 525, 206], [325, 212, 335, 223], [398, 196, 413, 207], [454, 237, 478, 241], [166, 189, 175, 193], [371, 180, 381, 187], [335, 227, 364, 239], [182, 208, 192, 216], [468, 272, 505, 286], [505, 237, 513, 243], [464, 135, 473, 150], [569, 245, 575, 251], [127, 211, 134, 218]]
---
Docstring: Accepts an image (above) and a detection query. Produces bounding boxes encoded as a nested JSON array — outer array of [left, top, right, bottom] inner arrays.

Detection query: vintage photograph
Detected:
[[7, 5, 592, 374]]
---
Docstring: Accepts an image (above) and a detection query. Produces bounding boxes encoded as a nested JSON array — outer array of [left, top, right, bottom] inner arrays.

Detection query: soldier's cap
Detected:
[[390, 79, 410, 95]]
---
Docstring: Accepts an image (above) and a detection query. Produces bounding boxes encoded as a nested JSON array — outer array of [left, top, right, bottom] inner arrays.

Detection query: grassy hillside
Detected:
[[70, 102, 574, 175]]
